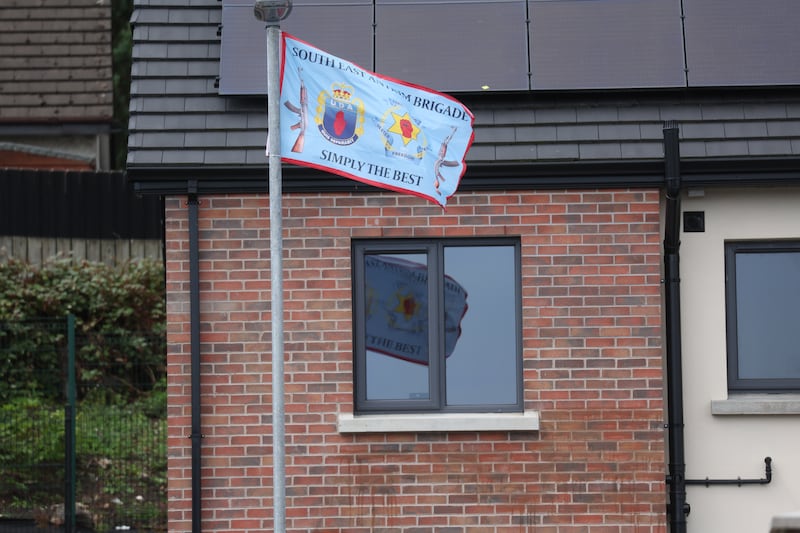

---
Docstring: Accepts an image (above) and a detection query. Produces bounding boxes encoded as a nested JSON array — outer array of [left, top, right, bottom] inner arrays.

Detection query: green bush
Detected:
[[0, 259, 167, 528], [0, 259, 165, 402]]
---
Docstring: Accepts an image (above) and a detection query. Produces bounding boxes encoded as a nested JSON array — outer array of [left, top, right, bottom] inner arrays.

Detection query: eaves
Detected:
[[128, 156, 800, 196]]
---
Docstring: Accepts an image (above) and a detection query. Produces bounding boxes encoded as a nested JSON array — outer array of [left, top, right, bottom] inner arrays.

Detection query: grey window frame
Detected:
[[725, 240, 800, 392], [352, 237, 523, 414]]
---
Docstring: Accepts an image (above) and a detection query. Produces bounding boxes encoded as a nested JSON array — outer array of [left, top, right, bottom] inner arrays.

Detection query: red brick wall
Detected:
[[164, 189, 666, 532]]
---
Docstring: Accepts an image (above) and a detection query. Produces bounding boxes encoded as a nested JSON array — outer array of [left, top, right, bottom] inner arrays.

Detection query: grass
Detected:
[[0, 390, 166, 531]]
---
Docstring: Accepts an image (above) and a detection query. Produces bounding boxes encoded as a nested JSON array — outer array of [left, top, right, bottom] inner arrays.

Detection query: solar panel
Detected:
[[529, 0, 685, 90], [219, 0, 800, 95], [683, 0, 800, 87]]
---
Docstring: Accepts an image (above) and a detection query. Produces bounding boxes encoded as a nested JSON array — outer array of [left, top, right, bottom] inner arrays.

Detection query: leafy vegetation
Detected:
[[0, 259, 166, 531], [0, 258, 165, 403]]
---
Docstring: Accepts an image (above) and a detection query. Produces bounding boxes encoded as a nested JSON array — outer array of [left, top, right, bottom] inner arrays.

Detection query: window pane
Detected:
[[444, 246, 518, 406], [735, 251, 800, 380], [364, 253, 430, 401]]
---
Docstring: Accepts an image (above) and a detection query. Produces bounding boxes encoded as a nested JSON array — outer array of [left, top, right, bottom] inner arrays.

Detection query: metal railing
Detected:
[[0, 316, 166, 533]]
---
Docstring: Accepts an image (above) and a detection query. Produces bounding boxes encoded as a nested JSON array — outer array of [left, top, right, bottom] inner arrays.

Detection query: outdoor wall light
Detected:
[[254, 0, 293, 24]]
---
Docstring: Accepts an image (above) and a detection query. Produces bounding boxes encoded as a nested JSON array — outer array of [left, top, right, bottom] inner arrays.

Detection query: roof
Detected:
[[0, 0, 113, 123], [0, 142, 95, 170], [127, 0, 800, 194]]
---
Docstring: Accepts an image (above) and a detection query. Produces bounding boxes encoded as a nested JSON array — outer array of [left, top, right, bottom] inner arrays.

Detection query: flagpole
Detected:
[[254, 2, 292, 533]]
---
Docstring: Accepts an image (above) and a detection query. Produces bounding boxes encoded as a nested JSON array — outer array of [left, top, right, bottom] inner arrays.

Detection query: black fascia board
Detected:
[[127, 156, 800, 196]]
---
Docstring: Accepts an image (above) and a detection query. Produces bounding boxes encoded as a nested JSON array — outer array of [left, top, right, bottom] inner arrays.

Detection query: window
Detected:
[[725, 241, 800, 392], [352, 238, 522, 414]]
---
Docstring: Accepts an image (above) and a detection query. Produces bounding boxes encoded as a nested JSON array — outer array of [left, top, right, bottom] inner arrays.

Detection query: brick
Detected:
[[163, 189, 666, 532]]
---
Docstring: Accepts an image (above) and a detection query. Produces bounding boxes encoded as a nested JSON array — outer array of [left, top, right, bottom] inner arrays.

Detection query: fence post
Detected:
[[64, 314, 76, 533]]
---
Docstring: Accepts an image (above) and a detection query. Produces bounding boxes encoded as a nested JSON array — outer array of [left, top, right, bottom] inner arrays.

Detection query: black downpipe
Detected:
[[188, 181, 203, 533], [663, 123, 688, 533]]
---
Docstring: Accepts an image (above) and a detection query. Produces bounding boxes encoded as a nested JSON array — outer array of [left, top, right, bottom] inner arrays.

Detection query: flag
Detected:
[[364, 255, 468, 365], [277, 32, 474, 208]]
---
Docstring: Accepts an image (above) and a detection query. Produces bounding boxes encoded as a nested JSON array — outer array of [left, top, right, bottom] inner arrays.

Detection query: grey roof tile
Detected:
[[168, 43, 216, 60], [679, 141, 708, 158], [767, 120, 800, 136], [556, 124, 599, 142], [701, 104, 745, 121], [163, 150, 205, 164], [705, 140, 749, 157], [188, 61, 221, 77], [165, 114, 209, 130], [167, 8, 217, 24], [617, 105, 661, 121], [128, 149, 164, 165], [186, 97, 228, 113], [132, 79, 168, 95], [474, 127, 515, 144], [245, 148, 268, 165], [185, 131, 228, 147], [141, 97, 189, 113], [681, 122, 726, 140], [204, 149, 249, 164], [639, 123, 671, 141], [226, 131, 260, 147], [142, 132, 186, 148], [246, 115, 268, 129], [495, 144, 536, 161], [208, 114, 250, 129], [166, 79, 211, 95], [515, 126, 558, 143], [127, 1, 800, 174], [660, 105, 704, 122], [141, 61, 190, 77], [579, 143, 623, 160], [576, 106, 619, 123], [149, 26, 191, 41], [465, 144, 496, 161], [743, 103, 788, 120], [621, 142, 663, 159], [189, 26, 221, 43], [537, 144, 580, 160], [130, 115, 166, 130], [723, 121, 768, 138], [598, 123, 642, 141], [534, 108, 577, 124], [132, 43, 170, 59], [492, 108, 536, 125], [747, 139, 793, 156]]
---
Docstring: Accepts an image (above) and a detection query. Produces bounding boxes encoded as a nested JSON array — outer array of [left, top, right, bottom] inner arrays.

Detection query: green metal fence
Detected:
[[0, 316, 166, 533]]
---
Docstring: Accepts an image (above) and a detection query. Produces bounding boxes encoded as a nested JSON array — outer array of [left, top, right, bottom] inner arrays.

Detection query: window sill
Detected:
[[771, 510, 800, 533], [711, 394, 800, 415], [336, 410, 540, 433]]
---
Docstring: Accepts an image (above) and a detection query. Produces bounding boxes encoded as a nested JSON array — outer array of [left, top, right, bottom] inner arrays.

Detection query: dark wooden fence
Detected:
[[0, 169, 162, 265]]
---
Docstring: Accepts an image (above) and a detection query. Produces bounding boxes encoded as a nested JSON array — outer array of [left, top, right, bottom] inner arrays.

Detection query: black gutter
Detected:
[[663, 123, 688, 533], [187, 181, 203, 533], [127, 156, 800, 196]]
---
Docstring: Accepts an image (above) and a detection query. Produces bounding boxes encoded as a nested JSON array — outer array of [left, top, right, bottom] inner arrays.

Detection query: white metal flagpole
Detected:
[[253, 2, 292, 532]]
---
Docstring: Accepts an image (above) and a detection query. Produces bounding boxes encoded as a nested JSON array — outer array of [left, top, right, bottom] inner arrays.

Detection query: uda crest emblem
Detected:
[[315, 83, 365, 146]]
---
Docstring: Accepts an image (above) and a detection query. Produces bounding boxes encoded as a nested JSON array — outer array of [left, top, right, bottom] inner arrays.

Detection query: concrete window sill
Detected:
[[337, 410, 540, 433], [711, 394, 800, 415]]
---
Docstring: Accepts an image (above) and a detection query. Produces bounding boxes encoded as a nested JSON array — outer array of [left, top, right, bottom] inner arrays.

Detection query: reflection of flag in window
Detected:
[[364, 255, 468, 365]]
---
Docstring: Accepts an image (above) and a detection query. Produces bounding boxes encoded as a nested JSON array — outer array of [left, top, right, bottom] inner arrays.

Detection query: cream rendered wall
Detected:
[[679, 186, 800, 533]]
